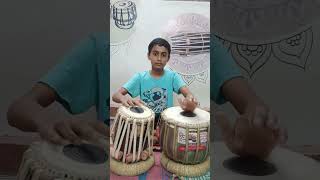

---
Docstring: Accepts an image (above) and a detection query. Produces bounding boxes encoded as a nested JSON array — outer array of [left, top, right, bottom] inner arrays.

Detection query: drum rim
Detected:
[[17, 141, 107, 179], [161, 106, 210, 128], [118, 105, 155, 123]]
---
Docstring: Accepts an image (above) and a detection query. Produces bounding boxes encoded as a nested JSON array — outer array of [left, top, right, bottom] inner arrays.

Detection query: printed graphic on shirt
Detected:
[[142, 87, 167, 113]]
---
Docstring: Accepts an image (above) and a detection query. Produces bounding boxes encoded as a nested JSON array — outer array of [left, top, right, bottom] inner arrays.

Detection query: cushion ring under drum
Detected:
[[161, 152, 210, 177]]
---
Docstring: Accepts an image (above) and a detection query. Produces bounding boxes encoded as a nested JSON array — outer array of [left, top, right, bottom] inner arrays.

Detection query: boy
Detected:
[[112, 38, 198, 149], [112, 38, 198, 124]]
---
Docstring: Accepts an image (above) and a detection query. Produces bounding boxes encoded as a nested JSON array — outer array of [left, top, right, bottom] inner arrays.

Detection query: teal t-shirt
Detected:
[[123, 68, 186, 114], [211, 34, 242, 104], [39, 33, 109, 123], [38, 33, 240, 125]]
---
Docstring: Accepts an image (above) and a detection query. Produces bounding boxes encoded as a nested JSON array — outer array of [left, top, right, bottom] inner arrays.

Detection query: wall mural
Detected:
[[212, 0, 320, 78], [110, 0, 138, 56], [162, 13, 210, 85], [216, 29, 313, 78]]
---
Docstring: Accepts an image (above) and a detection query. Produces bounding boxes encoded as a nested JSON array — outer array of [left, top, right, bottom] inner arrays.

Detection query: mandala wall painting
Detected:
[[110, 0, 139, 56], [162, 13, 210, 85], [212, 0, 319, 78]]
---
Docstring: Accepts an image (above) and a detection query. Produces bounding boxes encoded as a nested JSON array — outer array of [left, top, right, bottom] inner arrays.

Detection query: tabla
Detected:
[[214, 142, 320, 180], [17, 141, 107, 180], [112, 0, 137, 29], [110, 105, 155, 176]]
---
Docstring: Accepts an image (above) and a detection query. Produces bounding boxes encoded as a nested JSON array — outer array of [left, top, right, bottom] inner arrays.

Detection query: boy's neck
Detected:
[[150, 68, 164, 78]]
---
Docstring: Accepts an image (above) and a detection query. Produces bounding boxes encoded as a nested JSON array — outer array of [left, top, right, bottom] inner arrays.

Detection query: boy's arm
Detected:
[[7, 82, 56, 132], [112, 87, 144, 107], [179, 86, 195, 100], [7, 82, 108, 145], [178, 86, 198, 112], [216, 77, 287, 159], [221, 77, 263, 115]]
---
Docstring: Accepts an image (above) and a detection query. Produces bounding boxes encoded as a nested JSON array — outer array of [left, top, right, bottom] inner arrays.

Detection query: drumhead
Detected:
[[118, 105, 154, 123], [31, 141, 107, 178], [161, 106, 210, 128]]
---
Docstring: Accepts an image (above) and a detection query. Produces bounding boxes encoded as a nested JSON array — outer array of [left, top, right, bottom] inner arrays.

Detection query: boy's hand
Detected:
[[36, 117, 109, 146], [178, 95, 198, 112], [215, 107, 287, 159], [120, 96, 145, 107]]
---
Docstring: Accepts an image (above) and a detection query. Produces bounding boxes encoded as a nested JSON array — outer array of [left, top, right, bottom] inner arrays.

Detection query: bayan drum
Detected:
[[110, 105, 155, 176], [112, 0, 137, 29], [17, 141, 108, 180], [214, 142, 320, 180], [160, 106, 210, 177]]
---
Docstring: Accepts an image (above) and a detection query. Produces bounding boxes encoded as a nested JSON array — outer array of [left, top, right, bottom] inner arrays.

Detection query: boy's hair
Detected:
[[148, 38, 171, 58]]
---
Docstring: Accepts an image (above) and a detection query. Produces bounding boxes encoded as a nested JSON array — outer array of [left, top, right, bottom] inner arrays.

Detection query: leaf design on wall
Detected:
[[181, 74, 196, 85], [230, 43, 272, 77], [272, 28, 313, 70], [216, 27, 314, 78], [196, 71, 208, 84]]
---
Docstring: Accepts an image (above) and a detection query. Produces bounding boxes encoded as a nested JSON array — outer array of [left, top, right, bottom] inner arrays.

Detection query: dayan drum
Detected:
[[112, 0, 137, 29], [17, 141, 108, 180], [169, 32, 210, 56], [110, 105, 155, 176], [160, 106, 210, 164]]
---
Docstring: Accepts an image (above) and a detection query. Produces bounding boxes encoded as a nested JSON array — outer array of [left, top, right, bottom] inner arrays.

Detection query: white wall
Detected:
[[110, 0, 210, 108]]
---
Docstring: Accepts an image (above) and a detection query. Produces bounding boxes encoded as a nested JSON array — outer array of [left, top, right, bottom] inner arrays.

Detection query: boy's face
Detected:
[[148, 45, 170, 71]]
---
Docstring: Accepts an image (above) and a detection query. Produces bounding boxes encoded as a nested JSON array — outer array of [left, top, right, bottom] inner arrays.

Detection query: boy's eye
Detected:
[[162, 53, 167, 57], [153, 52, 158, 56]]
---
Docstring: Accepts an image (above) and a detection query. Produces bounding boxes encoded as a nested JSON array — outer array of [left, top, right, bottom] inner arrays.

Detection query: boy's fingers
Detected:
[[122, 101, 130, 107], [278, 127, 288, 144], [139, 99, 146, 106], [253, 106, 268, 128], [215, 112, 234, 142], [178, 98, 184, 108], [76, 125, 100, 142], [178, 98, 183, 105], [91, 121, 110, 137], [48, 130, 70, 145], [266, 111, 279, 130], [55, 122, 81, 144], [133, 99, 144, 107], [127, 99, 134, 106]]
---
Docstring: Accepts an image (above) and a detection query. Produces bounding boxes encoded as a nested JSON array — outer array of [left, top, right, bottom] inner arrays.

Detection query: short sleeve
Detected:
[[122, 73, 141, 98], [39, 35, 99, 114], [173, 72, 187, 94], [211, 35, 242, 104]]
